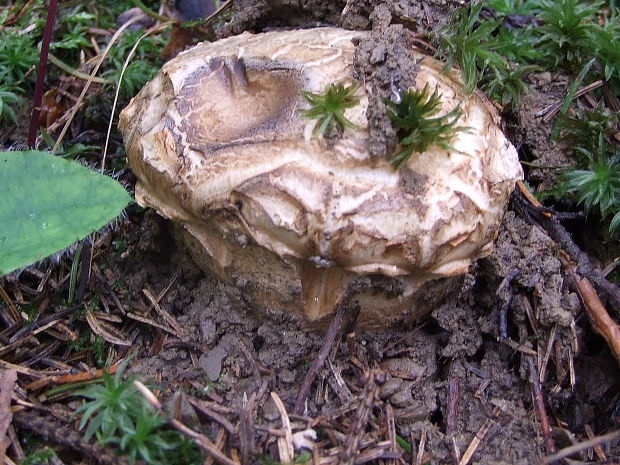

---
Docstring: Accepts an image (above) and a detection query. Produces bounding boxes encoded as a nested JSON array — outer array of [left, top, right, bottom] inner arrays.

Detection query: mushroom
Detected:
[[119, 27, 523, 326]]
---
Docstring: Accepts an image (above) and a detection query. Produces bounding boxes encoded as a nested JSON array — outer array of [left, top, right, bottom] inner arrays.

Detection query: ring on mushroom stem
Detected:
[[119, 27, 523, 327]]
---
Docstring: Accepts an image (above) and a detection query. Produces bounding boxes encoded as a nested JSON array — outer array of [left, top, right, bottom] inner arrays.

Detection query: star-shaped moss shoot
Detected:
[[385, 83, 468, 168], [301, 82, 361, 138]]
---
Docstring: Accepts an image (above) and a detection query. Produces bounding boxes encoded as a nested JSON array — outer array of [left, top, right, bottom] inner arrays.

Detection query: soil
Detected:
[[3, 0, 620, 464]]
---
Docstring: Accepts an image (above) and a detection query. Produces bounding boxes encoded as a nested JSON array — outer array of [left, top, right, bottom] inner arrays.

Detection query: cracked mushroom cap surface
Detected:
[[120, 27, 523, 324]]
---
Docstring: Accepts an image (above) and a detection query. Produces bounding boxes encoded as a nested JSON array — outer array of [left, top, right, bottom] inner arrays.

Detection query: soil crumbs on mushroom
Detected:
[[3, 0, 620, 464]]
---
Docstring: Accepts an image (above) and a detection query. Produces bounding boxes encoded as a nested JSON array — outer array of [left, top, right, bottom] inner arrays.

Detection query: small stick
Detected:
[[294, 305, 348, 415], [584, 424, 607, 462], [536, 80, 604, 122], [271, 392, 294, 464], [512, 189, 620, 314], [0, 370, 17, 464], [12, 410, 127, 465], [8, 304, 83, 343], [341, 370, 385, 465], [0, 285, 20, 324], [539, 324, 557, 383], [527, 356, 555, 454], [446, 376, 460, 436], [53, 363, 119, 385], [27, 0, 59, 147], [386, 404, 397, 464], [496, 269, 521, 339], [568, 269, 620, 365], [188, 398, 236, 435], [415, 428, 427, 465], [541, 429, 620, 464], [458, 407, 500, 465], [142, 288, 183, 335], [134, 381, 238, 465], [204, 428, 227, 465]]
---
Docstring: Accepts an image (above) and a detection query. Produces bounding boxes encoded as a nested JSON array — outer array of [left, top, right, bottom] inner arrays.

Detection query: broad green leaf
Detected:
[[0, 150, 131, 275]]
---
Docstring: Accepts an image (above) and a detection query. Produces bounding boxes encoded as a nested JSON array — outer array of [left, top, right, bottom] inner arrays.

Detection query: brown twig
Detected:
[[294, 305, 348, 415], [27, 0, 58, 147], [188, 398, 236, 436], [526, 356, 555, 454], [415, 428, 427, 465], [446, 375, 460, 436], [584, 424, 607, 462], [134, 381, 237, 465], [568, 268, 620, 365], [458, 407, 501, 465], [54, 363, 120, 385], [512, 188, 620, 315], [0, 370, 17, 464], [12, 409, 127, 465], [341, 369, 386, 465], [541, 429, 620, 464], [238, 380, 268, 464], [536, 80, 604, 122], [271, 392, 294, 463], [7, 304, 83, 344]]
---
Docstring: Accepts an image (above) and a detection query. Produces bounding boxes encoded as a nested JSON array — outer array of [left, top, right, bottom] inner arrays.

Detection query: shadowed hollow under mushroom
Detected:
[[119, 27, 523, 326]]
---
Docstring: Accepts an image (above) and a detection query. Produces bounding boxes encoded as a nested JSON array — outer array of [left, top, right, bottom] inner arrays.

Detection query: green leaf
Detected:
[[0, 150, 131, 275]]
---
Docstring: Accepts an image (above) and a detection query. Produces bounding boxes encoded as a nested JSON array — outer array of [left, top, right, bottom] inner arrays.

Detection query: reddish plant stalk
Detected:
[[27, 0, 59, 148]]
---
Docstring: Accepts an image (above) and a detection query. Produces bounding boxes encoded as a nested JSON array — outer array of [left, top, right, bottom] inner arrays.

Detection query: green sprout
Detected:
[[301, 82, 360, 137], [0, 86, 23, 125], [536, 0, 603, 70], [73, 358, 144, 441], [557, 134, 620, 235], [385, 84, 468, 168], [73, 358, 202, 465], [436, 2, 508, 93]]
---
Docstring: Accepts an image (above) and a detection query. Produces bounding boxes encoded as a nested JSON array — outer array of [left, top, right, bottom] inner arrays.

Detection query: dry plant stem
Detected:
[[584, 424, 607, 461], [203, 0, 233, 28], [102, 21, 173, 171], [293, 305, 348, 415], [238, 380, 268, 464], [27, 0, 58, 148], [12, 409, 128, 465], [457, 407, 501, 465], [0, 370, 17, 464], [536, 80, 604, 122], [7, 304, 83, 343], [568, 269, 620, 365], [47, 53, 108, 84], [188, 398, 235, 435], [271, 392, 294, 463], [512, 189, 620, 315], [133, 381, 237, 465], [51, 15, 143, 154], [446, 374, 460, 436], [53, 363, 119, 385], [129, 0, 174, 22], [541, 429, 620, 464], [341, 369, 385, 465], [526, 356, 555, 454], [77, 238, 92, 302], [415, 428, 427, 465]]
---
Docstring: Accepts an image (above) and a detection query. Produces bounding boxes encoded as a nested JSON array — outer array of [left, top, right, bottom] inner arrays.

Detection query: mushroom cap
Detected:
[[120, 27, 522, 323]]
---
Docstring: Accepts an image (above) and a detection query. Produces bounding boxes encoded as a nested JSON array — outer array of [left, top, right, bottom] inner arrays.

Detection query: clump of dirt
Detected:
[[352, 14, 419, 159], [514, 72, 573, 190]]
